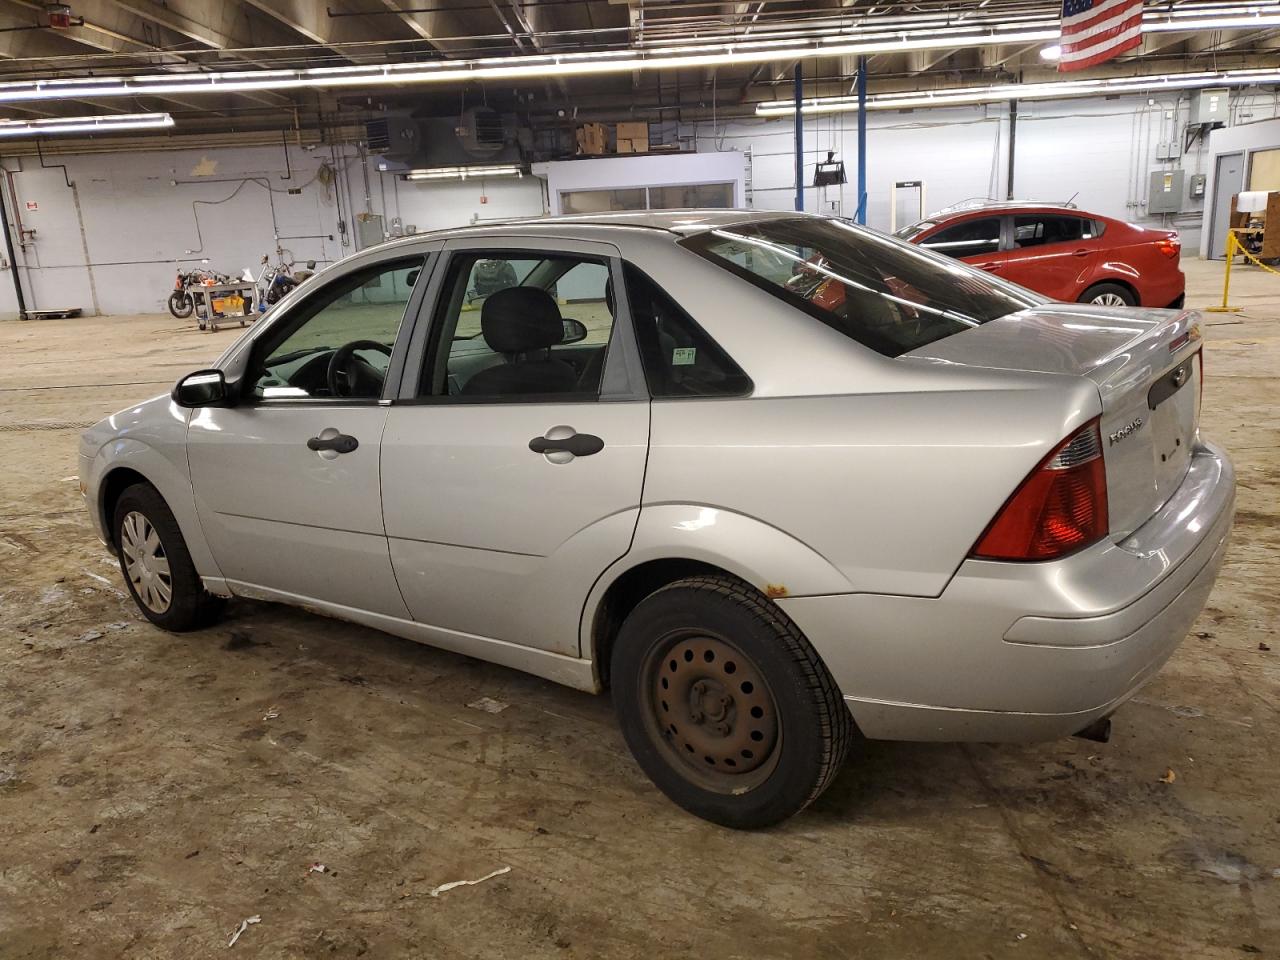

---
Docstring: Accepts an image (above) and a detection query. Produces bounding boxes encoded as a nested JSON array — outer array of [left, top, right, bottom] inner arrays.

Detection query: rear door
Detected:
[[380, 237, 650, 657], [1002, 214, 1100, 300], [917, 215, 1006, 274]]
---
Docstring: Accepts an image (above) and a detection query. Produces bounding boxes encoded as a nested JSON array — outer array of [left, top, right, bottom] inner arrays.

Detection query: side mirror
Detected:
[[173, 369, 230, 408], [405, 268, 420, 287], [561, 318, 588, 344]]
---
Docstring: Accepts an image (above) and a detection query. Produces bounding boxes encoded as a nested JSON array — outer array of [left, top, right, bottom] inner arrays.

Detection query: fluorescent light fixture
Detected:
[[1039, 44, 1062, 60], [755, 67, 1280, 116], [0, 111, 174, 137], [0, 4, 1273, 104], [402, 164, 524, 181]]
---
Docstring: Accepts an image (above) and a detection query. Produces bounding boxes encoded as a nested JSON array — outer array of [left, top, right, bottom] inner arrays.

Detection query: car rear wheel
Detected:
[[612, 575, 853, 829], [113, 483, 220, 632], [1080, 282, 1136, 307]]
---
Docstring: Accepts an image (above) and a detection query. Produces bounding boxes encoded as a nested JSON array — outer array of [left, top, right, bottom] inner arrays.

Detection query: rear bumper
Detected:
[[777, 440, 1234, 743]]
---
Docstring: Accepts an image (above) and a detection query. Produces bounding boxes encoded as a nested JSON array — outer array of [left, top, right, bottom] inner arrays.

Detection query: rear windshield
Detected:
[[681, 217, 1042, 358]]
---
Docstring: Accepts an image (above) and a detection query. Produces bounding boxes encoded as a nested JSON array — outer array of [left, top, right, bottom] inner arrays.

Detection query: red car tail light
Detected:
[[972, 419, 1109, 561], [1157, 237, 1180, 259]]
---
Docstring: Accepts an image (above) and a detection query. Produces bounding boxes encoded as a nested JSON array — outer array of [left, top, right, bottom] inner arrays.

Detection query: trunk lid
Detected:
[[904, 302, 1203, 539]]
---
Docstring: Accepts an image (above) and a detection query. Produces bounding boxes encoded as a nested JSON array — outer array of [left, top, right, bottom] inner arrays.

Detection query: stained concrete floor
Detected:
[[1, 257, 1277, 959]]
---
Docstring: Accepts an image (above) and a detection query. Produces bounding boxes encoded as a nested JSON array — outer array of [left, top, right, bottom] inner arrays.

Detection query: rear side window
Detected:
[[681, 217, 1041, 358], [1013, 215, 1096, 248], [623, 263, 751, 398], [919, 217, 1001, 259]]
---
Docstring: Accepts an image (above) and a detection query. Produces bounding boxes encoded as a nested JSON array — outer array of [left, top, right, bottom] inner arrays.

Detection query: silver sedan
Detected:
[[80, 211, 1234, 828]]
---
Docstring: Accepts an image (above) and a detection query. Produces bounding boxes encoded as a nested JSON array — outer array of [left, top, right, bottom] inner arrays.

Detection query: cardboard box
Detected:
[[616, 121, 649, 154], [576, 122, 606, 156]]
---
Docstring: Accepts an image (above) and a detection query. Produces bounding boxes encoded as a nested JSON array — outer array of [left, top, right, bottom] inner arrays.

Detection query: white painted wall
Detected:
[[686, 89, 1280, 253], [3, 88, 1278, 320], [0, 143, 544, 319]]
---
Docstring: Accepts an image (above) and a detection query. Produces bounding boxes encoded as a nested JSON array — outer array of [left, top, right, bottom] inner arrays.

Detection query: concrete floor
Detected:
[[1, 258, 1277, 959]]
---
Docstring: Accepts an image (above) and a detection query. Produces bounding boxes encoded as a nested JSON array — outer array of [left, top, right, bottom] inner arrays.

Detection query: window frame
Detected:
[[237, 252, 434, 408], [390, 237, 648, 407], [918, 215, 1003, 258], [1008, 213, 1095, 250]]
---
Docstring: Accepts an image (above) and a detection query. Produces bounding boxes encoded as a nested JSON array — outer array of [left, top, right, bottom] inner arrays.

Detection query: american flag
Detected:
[[1058, 0, 1144, 71]]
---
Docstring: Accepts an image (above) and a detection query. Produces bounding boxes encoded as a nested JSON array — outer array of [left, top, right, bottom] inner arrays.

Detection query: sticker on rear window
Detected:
[[672, 347, 696, 366]]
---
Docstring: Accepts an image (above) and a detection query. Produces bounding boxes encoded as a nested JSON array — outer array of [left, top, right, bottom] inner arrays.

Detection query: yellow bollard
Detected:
[[1205, 230, 1243, 313]]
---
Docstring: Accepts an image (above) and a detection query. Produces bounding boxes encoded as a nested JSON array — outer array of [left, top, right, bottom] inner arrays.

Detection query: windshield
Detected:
[[894, 219, 937, 240], [681, 217, 1042, 358]]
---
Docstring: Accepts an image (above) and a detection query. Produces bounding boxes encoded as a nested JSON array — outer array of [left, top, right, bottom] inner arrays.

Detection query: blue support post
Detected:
[[793, 62, 804, 212], [856, 55, 868, 224]]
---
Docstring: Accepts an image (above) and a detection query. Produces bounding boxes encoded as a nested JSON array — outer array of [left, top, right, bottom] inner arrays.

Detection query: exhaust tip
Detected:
[[1073, 716, 1112, 744]]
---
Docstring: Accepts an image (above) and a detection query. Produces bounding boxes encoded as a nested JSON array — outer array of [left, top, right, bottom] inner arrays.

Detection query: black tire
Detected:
[[612, 575, 852, 829], [112, 483, 220, 632], [167, 291, 195, 318], [1079, 282, 1136, 307]]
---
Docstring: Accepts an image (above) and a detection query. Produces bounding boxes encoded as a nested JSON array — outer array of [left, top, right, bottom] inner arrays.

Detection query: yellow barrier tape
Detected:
[[1233, 240, 1280, 277]]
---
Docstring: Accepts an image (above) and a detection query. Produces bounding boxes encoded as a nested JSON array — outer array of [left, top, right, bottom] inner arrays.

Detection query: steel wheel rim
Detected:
[[120, 511, 172, 614], [1092, 292, 1128, 306], [641, 631, 781, 794]]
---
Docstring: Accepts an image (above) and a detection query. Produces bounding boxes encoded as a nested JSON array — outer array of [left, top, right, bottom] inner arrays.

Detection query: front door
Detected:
[[918, 215, 1006, 275], [381, 241, 649, 656], [188, 255, 427, 615]]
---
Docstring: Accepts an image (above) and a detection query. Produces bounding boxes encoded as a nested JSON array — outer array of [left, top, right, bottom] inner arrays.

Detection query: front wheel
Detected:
[[1080, 282, 1136, 307], [113, 483, 220, 631], [612, 575, 853, 828], [167, 291, 195, 318]]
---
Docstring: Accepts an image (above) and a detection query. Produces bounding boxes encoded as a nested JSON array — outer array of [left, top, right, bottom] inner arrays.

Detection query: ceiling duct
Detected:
[[365, 115, 422, 163], [370, 110, 524, 174]]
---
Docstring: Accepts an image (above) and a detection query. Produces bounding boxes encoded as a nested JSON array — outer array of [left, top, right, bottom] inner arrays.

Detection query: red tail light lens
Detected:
[[972, 419, 1109, 561], [1157, 237, 1180, 259]]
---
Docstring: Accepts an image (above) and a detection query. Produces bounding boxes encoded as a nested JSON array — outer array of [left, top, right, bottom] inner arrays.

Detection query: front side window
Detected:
[[250, 257, 422, 400], [681, 217, 1042, 358], [1012, 215, 1093, 248], [624, 263, 751, 398], [919, 217, 1002, 258], [421, 251, 614, 399]]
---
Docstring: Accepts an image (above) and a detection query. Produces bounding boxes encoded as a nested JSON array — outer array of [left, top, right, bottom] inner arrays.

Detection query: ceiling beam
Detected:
[[240, 0, 406, 63]]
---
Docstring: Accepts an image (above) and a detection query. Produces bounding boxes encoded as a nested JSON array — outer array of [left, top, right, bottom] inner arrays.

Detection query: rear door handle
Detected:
[[307, 432, 359, 454], [529, 430, 604, 458], [1072, 248, 1091, 257], [975, 262, 1001, 272]]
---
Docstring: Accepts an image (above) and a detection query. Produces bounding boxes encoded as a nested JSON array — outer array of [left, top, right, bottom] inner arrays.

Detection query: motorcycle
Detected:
[[168, 263, 231, 318], [255, 255, 318, 310]]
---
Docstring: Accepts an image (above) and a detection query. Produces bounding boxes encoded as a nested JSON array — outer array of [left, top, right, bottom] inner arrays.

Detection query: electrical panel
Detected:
[[355, 213, 384, 249], [1148, 169, 1184, 213], [1191, 88, 1230, 125], [1190, 173, 1207, 199], [1155, 141, 1180, 161]]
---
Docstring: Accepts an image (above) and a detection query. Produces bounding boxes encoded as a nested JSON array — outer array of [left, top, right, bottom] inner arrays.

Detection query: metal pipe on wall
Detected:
[[794, 62, 804, 212], [1006, 98, 1018, 201], [856, 55, 867, 224], [0, 164, 28, 319]]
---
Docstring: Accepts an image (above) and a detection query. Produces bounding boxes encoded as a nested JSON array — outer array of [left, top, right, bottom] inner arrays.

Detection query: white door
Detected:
[[188, 256, 426, 615], [381, 243, 649, 656]]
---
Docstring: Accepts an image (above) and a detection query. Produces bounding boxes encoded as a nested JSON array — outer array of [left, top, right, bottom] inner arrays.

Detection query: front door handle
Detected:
[[976, 262, 1001, 272], [529, 429, 604, 458], [1072, 248, 1091, 257], [307, 432, 359, 454]]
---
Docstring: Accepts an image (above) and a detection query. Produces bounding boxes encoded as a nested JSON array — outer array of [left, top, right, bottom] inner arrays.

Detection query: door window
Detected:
[[624, 263, 751, 397], [249, 258, 423, 400], [1012, 215, 1094, 248], [421, 251, 614, 399], [919, 218, 1001, 258]]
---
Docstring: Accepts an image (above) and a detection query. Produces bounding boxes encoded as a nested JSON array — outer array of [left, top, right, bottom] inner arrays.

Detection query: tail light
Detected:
[[1157, 237, 1180, 259], [972, 419, 1108, 561]]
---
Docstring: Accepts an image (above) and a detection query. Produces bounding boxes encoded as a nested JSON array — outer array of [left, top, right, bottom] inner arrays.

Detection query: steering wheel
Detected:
[[327, 339, 393, 398]]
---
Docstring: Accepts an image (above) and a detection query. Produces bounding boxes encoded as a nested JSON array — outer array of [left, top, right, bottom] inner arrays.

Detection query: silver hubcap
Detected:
[[1092, 292, 1128, 306], [121, 511, 173, 614]]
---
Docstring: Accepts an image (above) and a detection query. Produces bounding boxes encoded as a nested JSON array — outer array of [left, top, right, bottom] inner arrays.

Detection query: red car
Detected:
[[896, 203, 1185, 309]]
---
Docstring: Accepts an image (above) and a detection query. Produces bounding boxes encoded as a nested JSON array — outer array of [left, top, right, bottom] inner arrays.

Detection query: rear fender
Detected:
[[579, 503, 854, 654]]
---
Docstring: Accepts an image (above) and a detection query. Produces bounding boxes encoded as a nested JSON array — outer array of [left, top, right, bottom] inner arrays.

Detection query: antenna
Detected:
[[1064, 191, 1080, 207]]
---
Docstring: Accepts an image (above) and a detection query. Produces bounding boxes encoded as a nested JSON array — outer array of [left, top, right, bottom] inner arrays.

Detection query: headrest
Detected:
[[481, 286, 563, 354]]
